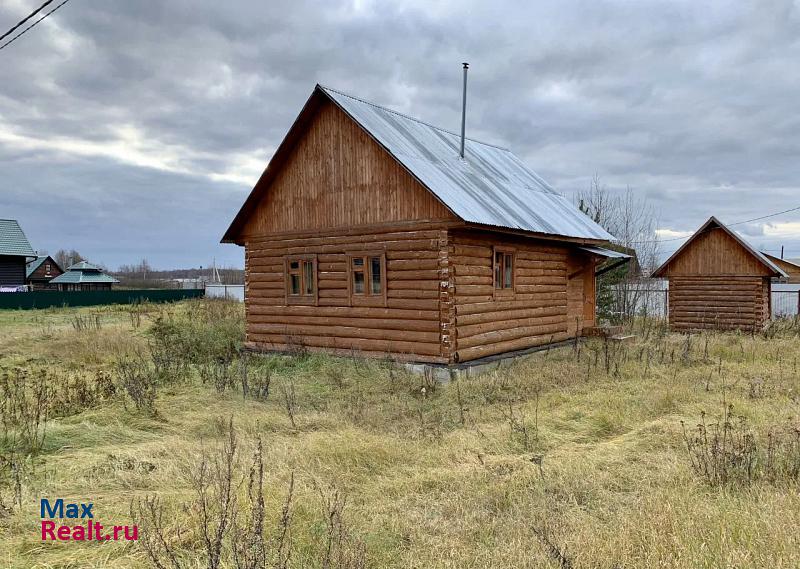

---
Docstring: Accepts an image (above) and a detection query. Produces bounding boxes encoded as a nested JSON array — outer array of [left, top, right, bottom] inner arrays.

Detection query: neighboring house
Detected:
[[222, 84, 618, 364], [652, 216, 787, 331], [0, 219, 36, 287], [26, 255, 64, 290], [762, 253, 800, 284], [49, 261, 120, 291]]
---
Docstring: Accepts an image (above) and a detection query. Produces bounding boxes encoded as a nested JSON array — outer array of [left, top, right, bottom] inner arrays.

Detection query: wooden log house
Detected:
[[652, 216, 787, 332], [26, 255, 64, 290], [222, 85, 620, 364], [0, 219, 36, 287]]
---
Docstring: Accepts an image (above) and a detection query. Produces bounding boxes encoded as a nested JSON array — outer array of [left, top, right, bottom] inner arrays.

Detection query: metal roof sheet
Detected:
[[0, 219, 35, 257], [320, 86, 614, 241], [26, 256, 47, 278], [580, 246, 632, 258]]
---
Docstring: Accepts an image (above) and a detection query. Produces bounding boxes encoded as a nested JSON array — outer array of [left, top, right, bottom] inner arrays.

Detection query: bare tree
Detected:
[[576, 175, 662, 323], [54, 248, 85, 269]]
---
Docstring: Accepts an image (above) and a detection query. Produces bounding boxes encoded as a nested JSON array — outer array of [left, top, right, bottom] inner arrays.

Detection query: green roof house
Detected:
[[50, 261, 120, 291], [26, 255, 64, 290], [0, 219, 36, 287]]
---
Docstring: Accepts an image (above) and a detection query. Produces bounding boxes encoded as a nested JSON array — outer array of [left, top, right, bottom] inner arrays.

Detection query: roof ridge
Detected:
[[318, 84, 511, 152]]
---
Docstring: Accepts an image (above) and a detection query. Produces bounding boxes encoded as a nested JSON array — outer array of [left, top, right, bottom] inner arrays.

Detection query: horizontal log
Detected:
[[248, 314, 439, 332], [458, 312, 567, 339], [248, 323, 439, 343], [457, 305, 567, 326], [456, 331, 571, 362], [457, 321, 567, 350], [247, 228, 444, 249], [245, 333, 442, 357], [248, 238, 438, 259], [389, 289, 440, 299], [247, 304, 439, 321], [244, 341, 447, 364], [386, 269, 440, 281], [456, 297, 566, 315]]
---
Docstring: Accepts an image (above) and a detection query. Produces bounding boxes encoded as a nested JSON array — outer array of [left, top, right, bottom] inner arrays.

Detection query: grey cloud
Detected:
[[1, 0, 800, 268]]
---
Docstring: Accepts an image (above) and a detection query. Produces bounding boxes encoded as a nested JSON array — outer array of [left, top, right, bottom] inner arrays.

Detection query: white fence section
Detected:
[[205, 284, 245, 301]]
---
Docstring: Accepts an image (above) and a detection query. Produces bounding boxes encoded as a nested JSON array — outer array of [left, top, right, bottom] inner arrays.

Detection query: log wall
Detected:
[[244, 226, 449, 363], [448, 230, 594, 362], [667, 276, 770, 331]]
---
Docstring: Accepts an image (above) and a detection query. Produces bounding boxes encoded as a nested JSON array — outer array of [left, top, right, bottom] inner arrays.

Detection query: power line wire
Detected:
[[0, 0, 71, 52], [632, 203, 800, 245], [0, 0, 53, 42]]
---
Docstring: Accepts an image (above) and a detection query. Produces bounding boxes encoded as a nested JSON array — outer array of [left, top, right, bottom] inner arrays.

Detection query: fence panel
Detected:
[[205, 284, 244, 301], [0, 289, 204, 310], [772, 290, 800, 318]]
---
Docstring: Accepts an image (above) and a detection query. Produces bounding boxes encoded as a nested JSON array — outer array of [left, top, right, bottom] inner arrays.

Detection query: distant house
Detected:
[[763, 253, 800, 284], [49, 261, 120, 291], [26, 255, 64, 290], [0, 219, 36, 288], [652, 216, 787, 331], [222, 84, 618, 364]]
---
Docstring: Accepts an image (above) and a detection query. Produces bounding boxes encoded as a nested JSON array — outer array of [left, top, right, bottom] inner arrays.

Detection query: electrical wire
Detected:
[[0, 0, 71, 52]]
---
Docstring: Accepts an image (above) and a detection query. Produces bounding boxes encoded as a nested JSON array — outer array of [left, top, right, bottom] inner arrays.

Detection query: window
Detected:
[[45, 264, 51, 273], [493, 248, 515, 295], [348, 252, 386, 306], [284, 255, 317, 305]]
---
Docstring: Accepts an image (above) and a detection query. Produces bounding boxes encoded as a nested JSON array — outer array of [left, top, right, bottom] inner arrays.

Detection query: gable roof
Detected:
[[0, 219, 36, 258], [26, 255, 62, 278], [50, 261, 119, 285], [763, 252, 800, 274], [652, 216, 787, 278], [222, 85, 613, 243]]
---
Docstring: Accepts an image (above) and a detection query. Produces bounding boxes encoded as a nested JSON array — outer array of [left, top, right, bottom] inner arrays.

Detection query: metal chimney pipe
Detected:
[[460, 62, 469, 159]]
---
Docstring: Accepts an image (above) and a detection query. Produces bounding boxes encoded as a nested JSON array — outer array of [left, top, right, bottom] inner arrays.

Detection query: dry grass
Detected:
[[1, 301, 799, 568]]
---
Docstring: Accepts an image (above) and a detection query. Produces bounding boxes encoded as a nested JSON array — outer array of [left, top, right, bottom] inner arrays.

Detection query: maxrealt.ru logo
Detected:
[[40, 499, 138, 542]]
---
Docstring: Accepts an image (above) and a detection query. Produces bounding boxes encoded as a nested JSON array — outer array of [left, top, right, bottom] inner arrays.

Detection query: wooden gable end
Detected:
[[239, 100, 456, 238], [659, 225, 774, 277]]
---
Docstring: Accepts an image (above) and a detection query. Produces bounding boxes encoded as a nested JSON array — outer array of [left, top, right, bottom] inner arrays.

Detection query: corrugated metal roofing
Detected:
[[26, 256, 47, 278], [0, 219, 35, 257], [50, 261, 119, 284], [320, 86, 614, 241], [580, 246, 631, 258]]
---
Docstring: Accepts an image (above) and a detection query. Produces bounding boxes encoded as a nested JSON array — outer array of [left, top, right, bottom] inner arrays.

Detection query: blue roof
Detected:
[[0, 219, 36, 257], [50, 261, 119, 285]]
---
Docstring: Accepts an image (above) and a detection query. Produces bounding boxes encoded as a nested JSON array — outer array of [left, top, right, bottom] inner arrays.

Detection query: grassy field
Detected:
[[1, 299, 799, 568]]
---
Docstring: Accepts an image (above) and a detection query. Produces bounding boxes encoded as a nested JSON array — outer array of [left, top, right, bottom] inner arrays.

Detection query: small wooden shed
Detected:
[[223, 85, 619, 364], [26, 255, 64, 290], [652, 217, 787, 331]]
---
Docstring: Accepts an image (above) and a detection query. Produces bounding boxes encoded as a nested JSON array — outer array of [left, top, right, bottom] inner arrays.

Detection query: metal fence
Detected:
[[0, 289, 204, 310], [205, 284, 245, 301]]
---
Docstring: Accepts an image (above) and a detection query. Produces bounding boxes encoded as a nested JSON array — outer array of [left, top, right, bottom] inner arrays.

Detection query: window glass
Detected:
[[370, 257, 382, 294], [289, 261, 300, 270], [353, 270, 364, 294], [290, 274, 301, 295], [504, 254, 513, 288], [303, 261, 314, 295], [494, 251, 503, 289]]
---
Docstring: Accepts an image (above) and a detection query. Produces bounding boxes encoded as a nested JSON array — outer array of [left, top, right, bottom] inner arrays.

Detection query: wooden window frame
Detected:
[[493, 246, 516, 299], [284, 255, 318, 306], [347, 251, 387, 307]]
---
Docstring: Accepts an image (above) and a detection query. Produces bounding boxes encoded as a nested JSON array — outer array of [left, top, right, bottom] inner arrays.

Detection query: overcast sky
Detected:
[[2, 0, 800, 269]]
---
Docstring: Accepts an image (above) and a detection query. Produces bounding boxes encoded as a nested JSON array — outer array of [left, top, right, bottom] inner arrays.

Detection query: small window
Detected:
[[45, 264, 51, 273], [348, 252, 386, 306], [493, 248, 515, 294], [285, 256, 317, 305]]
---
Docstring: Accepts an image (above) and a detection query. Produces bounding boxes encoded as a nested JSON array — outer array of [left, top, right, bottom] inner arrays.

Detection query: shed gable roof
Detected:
[[26, 255, 62, 278], [0, 219, 35, 258], [652, 216, 787, 278], [222, 85, 613, 243]]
